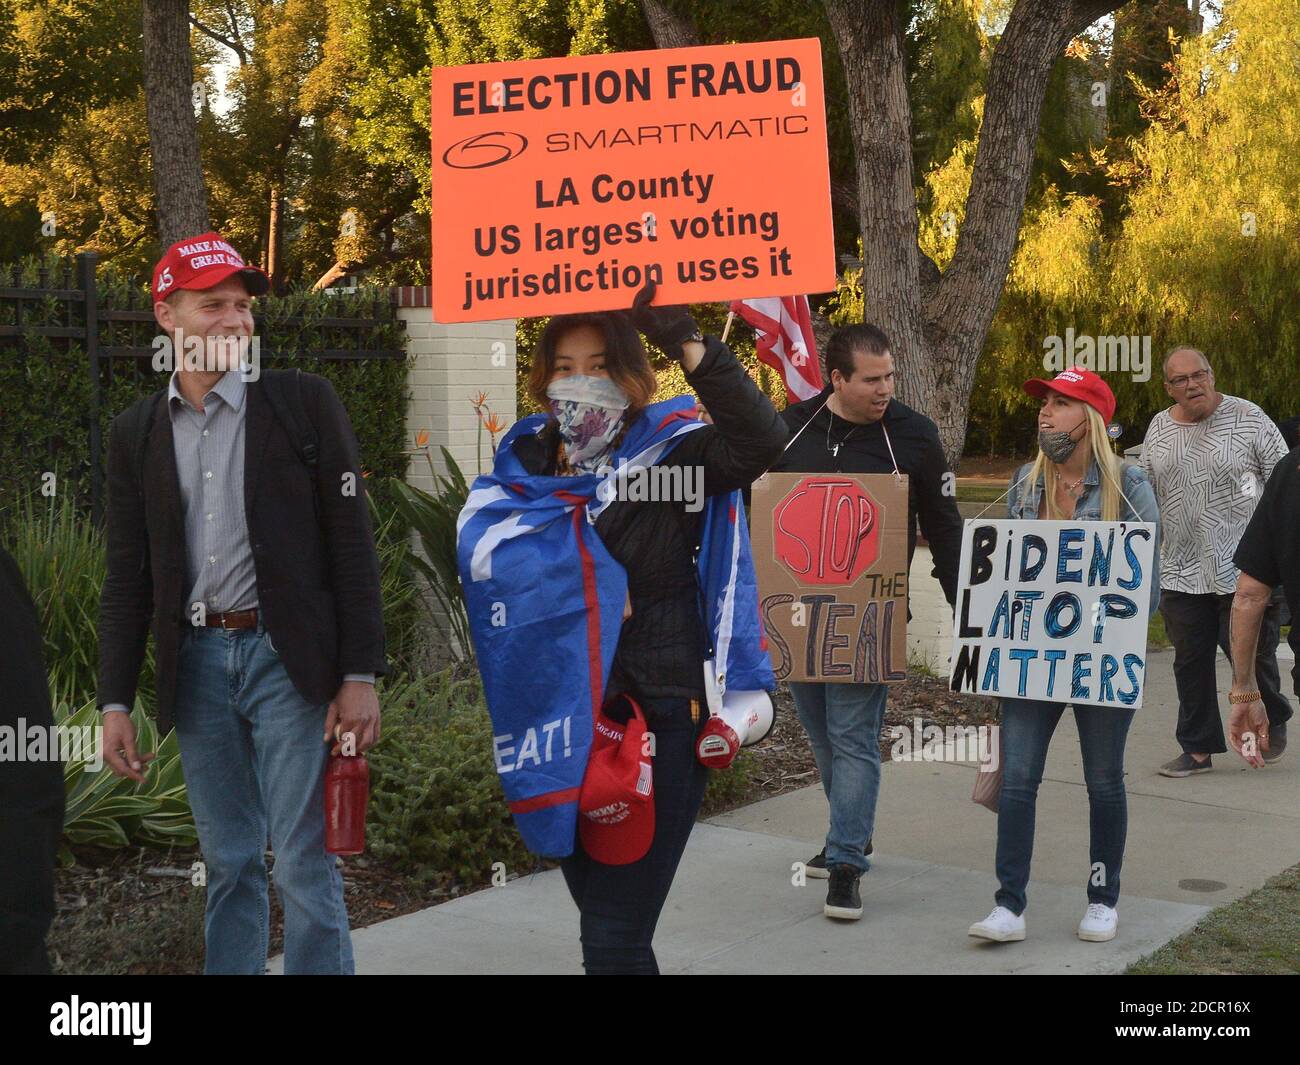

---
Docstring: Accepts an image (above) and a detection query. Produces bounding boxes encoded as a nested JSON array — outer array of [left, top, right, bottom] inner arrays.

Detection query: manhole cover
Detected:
[[1178, 878, 1227, 892]]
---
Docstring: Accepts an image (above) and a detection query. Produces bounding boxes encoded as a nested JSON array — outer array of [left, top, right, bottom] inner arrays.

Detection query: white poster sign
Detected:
[[949, 519, 1156, 709]]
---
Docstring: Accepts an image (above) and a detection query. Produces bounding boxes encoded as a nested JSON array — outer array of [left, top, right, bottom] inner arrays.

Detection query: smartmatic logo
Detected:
[[443, 131, 528, 169], [49, 997, 151, 1045]]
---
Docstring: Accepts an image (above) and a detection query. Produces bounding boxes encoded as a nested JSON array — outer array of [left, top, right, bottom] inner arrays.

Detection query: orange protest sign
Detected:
[[430, 38, 835, 323]]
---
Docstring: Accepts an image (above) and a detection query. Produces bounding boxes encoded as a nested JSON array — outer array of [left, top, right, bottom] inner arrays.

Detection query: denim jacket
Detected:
[[1006, 459, 1162, 614]]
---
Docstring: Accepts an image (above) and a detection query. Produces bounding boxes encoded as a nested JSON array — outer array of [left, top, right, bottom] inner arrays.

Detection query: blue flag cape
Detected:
[[456, 395, 774, 857]]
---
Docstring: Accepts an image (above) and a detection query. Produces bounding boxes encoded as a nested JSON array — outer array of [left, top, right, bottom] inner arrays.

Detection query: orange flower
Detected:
[[481, 411, 507, 435], [415, 428, 429, 448], [470, 390, 488, 410]]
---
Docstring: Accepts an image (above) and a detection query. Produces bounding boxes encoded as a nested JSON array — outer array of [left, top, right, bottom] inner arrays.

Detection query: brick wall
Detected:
[[393, 289, 517, 664], [907, 545, 955, 675], [395, 288, 517, 493]]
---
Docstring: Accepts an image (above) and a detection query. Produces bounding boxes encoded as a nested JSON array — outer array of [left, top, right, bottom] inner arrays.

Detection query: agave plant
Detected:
[[57, 697, 195, 865], [387, 446, 472, 661]]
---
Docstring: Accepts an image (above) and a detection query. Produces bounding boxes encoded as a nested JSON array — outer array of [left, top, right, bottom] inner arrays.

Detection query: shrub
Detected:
[[368, 494, 428, 677], [2, 491, 154, 710], [386, 447, 471, 660], [0, 255, 410, 516], [365, 670, 532, 885], [700, 750, 754, 815]]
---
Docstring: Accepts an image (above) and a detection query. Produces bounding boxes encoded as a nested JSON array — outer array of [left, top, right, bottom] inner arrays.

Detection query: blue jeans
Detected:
[[560, 695, 709, 975], [995, 698, 1136, 916], [174, 623, 354, 975], [789, 682, 888, 874]]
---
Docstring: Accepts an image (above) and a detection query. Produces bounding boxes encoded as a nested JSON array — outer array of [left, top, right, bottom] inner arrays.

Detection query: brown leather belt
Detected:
[[204, 608, 259, 630]]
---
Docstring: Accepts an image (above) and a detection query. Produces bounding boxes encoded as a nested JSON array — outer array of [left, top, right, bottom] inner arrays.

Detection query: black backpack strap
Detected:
[[260, 368, 319, 471], [259, 369, 322, 525]]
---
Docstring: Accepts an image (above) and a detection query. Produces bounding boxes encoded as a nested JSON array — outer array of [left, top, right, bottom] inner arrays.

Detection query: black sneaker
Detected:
[[805, 838, 873, 879], [1264, 721, 1287, 764], [1158, 752, 1212, 777], [824, 865, 863, 920]]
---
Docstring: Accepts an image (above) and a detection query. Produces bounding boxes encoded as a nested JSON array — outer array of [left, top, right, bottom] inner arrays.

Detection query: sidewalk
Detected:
[[270, 645, 1299, 974]]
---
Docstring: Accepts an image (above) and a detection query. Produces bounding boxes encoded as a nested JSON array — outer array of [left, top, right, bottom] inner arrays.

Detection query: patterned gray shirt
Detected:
[[1141, 394, 1288, 594]]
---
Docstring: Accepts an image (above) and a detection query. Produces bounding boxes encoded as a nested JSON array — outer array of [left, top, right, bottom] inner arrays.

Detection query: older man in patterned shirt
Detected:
[[1141, 346, 1291, 776]]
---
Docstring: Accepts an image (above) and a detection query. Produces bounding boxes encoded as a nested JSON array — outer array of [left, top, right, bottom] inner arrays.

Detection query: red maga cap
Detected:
[[152, 232, 270, 299], [1022, 367, 1116, 424], [578, 694, 654, 866]]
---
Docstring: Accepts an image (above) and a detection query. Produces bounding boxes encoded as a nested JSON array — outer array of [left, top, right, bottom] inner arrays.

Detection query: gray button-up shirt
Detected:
[[168, 369, 258, 614], [101, 369, 371, 715]]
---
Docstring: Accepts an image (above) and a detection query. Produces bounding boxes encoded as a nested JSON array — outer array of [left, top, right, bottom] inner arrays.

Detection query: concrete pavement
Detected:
[[269, 638, 1297, 974]]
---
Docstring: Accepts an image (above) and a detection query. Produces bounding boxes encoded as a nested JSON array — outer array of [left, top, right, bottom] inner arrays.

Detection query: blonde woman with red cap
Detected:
[[968, 368, 1160, 946]]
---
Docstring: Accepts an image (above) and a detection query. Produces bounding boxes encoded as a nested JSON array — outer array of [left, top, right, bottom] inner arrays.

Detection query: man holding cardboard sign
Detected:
[[760, 323, 963, 921]]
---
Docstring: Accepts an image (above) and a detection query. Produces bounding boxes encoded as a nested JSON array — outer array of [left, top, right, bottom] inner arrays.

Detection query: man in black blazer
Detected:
[[96, 232, 386, 974]]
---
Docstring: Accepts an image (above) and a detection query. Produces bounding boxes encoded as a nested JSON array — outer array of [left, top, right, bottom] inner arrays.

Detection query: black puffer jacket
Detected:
[[516, 337, 788, 701]]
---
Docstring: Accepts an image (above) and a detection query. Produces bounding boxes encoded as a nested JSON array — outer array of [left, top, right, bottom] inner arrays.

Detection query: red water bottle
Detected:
[[324, 753, 369, 855]]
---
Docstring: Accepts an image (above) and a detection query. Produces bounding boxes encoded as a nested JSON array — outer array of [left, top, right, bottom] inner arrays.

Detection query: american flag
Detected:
[[729, 296, 824, 402]]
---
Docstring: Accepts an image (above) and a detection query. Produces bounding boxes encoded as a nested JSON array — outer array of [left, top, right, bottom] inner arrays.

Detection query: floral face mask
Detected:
[[546, 374, 630, 473]]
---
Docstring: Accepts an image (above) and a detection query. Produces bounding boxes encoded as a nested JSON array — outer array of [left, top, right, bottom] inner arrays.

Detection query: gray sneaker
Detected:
[[1158, 752, 1213, 777]]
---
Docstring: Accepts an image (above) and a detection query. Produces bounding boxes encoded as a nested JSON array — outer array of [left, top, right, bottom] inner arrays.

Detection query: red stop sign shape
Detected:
[[773, 476, 879, 586]]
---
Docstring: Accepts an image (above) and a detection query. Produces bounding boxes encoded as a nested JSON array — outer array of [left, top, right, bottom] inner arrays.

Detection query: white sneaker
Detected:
[[968, 905, 1026, 942], [1078, 903, 1118, 942]]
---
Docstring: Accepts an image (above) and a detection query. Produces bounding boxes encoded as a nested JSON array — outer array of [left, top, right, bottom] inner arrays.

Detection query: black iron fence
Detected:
[[0, 253, 407, 524]]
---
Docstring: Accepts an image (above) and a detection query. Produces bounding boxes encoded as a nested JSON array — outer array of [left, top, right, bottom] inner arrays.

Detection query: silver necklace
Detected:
[[826, 411, 863, 458]]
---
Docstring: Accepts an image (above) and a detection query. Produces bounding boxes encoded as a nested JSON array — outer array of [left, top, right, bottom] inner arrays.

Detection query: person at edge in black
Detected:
[[0, 545, 64, 974], [771, 323, 963, 921], [513, 283, 788, 974], [1228, 445, 1300, 766]]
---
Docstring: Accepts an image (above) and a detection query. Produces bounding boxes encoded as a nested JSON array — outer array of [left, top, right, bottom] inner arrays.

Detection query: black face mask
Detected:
[[1038, 414, 1088, 464]]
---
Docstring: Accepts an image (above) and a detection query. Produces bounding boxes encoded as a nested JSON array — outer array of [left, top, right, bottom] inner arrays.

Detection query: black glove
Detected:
[[625, 281, 700, 358]]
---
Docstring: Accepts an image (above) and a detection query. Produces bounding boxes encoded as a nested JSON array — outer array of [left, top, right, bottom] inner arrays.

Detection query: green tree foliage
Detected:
[[2, 0, 1295, 459], [907, 0, 985, 180], [0, 0, 147, 265], [930, 0, 1297, 458], [0, 0, 143, 163], [1107, 0, 1299, 423]]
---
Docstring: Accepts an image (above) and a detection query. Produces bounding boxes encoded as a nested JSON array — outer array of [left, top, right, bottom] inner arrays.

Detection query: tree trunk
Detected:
[[142, 0, 210, 246], [638, 0, 700, 49], [267, 183, 283, 291], [825, 0, 1124, 468]]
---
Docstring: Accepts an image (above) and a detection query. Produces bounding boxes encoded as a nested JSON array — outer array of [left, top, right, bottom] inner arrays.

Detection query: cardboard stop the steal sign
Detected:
[[430, 38, 836, 322], [750, 473, 911, 685]]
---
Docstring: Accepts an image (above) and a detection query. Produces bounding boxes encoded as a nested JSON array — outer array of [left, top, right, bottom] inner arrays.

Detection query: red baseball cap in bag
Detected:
[[578, 693, 654, 865]]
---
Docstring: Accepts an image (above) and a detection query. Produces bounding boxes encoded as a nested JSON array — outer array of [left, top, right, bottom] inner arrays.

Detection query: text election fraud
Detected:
[[450, 57, 803, 116]]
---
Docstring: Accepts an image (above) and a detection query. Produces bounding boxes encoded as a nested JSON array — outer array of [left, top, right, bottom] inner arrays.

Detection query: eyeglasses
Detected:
[[1165, 369, 1211, 390]]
